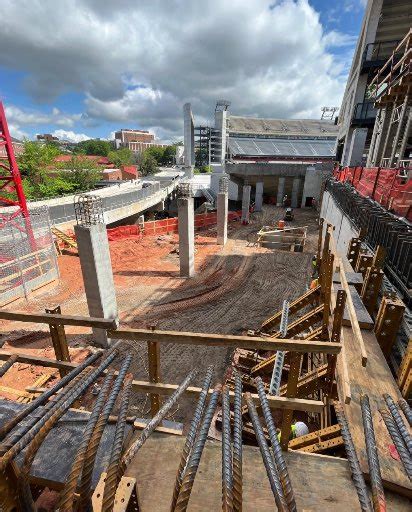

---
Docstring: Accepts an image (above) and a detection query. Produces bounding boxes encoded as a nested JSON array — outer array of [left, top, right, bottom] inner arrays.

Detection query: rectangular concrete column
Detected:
[[255, 181, 264, 212], [74, 224, 118, 347], [291, 177, 301, 208], [347, 127, 367, 166], [276, 177, 285, 206], [241, 185, 251, 224], [217, 192, 228, 245], [178, 197, 195, 277]]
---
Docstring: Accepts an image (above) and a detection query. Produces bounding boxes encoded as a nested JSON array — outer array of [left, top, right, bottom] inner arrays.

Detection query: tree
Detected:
[[56, 155, 101, 192], [107, 148, 133, 167], [75, 139, 113, 156], [139, 152, 158, 176]]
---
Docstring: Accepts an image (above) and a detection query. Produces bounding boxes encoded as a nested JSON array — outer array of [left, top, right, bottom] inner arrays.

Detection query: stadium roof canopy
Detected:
[[227, 137, 336, 158], [227, 116, 338, 138]]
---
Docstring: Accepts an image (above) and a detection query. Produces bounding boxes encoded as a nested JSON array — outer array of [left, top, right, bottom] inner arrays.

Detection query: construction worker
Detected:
[[311, 254, 318, 277], [310, 277, 319, 289], [282, 194, 288, 207], [277, 420, 309, 442]]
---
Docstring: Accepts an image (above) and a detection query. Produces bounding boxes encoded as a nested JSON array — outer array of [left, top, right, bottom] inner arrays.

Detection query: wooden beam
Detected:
[[280, 352, 302, 450], [0, 310, 118, 329], [339, 261, 368, 367], [0, 350, 324, 413], [108, 328, 341, 354], [46, 306, 71, 378], [147, 340, 162, 416]]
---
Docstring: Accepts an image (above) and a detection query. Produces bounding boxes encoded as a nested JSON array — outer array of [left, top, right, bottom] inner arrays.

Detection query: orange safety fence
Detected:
[[106, 210, 242, 242], [333, 166, 412, 220]]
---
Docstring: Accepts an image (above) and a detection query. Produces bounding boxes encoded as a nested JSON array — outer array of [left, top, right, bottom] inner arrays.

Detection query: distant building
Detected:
[[0, 137, 24, 159], [114, 128, 167, 153], [37, 133, 59, 142]]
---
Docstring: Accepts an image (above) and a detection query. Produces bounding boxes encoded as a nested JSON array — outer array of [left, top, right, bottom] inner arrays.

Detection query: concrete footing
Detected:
[[178, 197, 195, 277], [241, 185, 251, 224], [255, 182, 264, 212], [74, 224, 118, 347]]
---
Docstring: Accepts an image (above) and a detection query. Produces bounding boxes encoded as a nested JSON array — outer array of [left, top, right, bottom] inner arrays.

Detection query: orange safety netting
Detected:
[[333, 166, 412, 221]]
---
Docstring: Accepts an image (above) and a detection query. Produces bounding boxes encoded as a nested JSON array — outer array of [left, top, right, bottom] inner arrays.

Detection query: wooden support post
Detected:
[[374, 295, 405, 358], [280, 352, 302, 451], [355, 253, 374, 277], [372, 245, 386, 270], [45, 306, 71, 378], [148, 340, 162, 417], [92, 472, 140, 511], [320, 225, 331, 289], [397, 339, 412, 399], [346, 238, 361, 269], [322, 252, 334, 339], [327, 289, 346, 397], [361, 266, 384, 316], [317, 217, 324, 265]]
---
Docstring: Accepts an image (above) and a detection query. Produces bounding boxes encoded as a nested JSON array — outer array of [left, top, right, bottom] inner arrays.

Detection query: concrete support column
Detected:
[[291, 177, 301, 208], [241, 184, 251, 224], [178, 197, 195, 277], [74, 224, 118, 347], [255, 181, 264, 212], [276, 177, 285, 206], [347, 127, 368, 166], [217, 176, 228, 245]]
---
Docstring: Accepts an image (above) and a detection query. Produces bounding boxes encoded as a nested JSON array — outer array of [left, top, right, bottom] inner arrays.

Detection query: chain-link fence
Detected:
[[0, 207, 59, 307]]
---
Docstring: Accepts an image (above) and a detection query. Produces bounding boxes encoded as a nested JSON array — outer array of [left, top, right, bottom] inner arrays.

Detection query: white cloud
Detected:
[[52, 129, 90, 142], [0, 0, 358, 138], [323, 31, 358, 48], [5, 105, 81, 129]]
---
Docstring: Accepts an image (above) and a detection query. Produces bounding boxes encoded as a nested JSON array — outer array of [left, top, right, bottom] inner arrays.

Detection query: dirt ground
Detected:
[[0, 205, 319, 422]]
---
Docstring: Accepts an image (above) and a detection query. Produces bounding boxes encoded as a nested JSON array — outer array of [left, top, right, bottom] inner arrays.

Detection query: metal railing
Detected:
[[352, 101, 378, 123], [362, 40, 401, 67]]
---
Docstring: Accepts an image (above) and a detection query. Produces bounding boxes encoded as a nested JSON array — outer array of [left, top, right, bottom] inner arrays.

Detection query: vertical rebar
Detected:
[[101, 374, 134, 512], [58, 370, 115, 512], [398, 398, 412, 427], [170, 365, 214, 511], [360, 394, 386, 512], [76, 354, 133, 511], [379, 408, 412, 480], [0, 351, 116, 470], [334, 402, 372, 512], [174, 385, 222, 512], [256, 377, 297, 512], [245, 393, 288, 512], [0, 349, 104, 441], [232, 372, 243, 512], [222, 385, 233, 511], [383, 394, 412, 453], [122, 368, 199, 469], [269, 300, 288, 396]]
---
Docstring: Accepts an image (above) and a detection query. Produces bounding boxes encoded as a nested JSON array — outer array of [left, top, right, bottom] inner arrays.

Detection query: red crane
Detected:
[[0, 101, 29, 225]]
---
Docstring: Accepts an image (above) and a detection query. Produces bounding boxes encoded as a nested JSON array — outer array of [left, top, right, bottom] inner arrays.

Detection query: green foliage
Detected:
[[107, 148, 134, 167], [15, 141, 101, 200], [145, 145, 176, 166], [194, 165, 212, 174], [139, 152, 158, 176], [75, 139, 113, 156]]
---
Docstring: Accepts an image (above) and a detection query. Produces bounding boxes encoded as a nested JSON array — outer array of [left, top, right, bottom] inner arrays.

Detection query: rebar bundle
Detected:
[[269, 300, 288, 395], [383, 394, 412, 454], [379, 408, 412, 480], [174, 385, 222, 512], [0, 354, 18, 378], [256, 377, 296, 512], [76, 354, 133, 511], [222, 385, 233, 511], [232, 371, 243, 512], [334, 402, 372, 512], [360, 394, 386, 512], [398, 398, 412, 427], [0, 349, 104, 441], [245, 393, 288, 512], [0, 350, 116, 471], [170, 365, 214, 511], [58, 370, 115, 511], [101, 374, 134, 512], [122, 368, 199, 469]]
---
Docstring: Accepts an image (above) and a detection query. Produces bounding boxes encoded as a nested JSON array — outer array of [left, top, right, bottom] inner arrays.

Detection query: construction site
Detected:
[[0, 2, 412, 512]]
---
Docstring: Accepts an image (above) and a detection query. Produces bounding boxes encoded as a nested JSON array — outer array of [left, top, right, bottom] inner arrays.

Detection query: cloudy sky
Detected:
[[0, 0, 366, 143]]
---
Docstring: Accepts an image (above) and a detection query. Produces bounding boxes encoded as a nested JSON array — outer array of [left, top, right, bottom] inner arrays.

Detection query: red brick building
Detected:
[[114, 128, 167, 153]]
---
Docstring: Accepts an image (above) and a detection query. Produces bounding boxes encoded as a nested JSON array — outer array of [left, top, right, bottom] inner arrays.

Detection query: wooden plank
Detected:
[[289, 424, 341, 450], [299, 436, 344, 454], [124, 435, 412, 511], [46, 306, 71, 378], [0, 310, 118, 329], [335, 284, 374, 329], [280, 352, 302, 450], [333, 272, 363, 286], [336, 327, 412, 497], [0, 350, 324, 413], [339, 262, 368, 365], [108, 328, 341, 354], [147, 340, 161, 416]]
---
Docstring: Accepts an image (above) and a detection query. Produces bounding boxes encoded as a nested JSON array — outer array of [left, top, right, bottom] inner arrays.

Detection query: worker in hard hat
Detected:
[[311, 254, 318, 277], [310, 277, 319, 289], [277, 420, 309, 441]]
